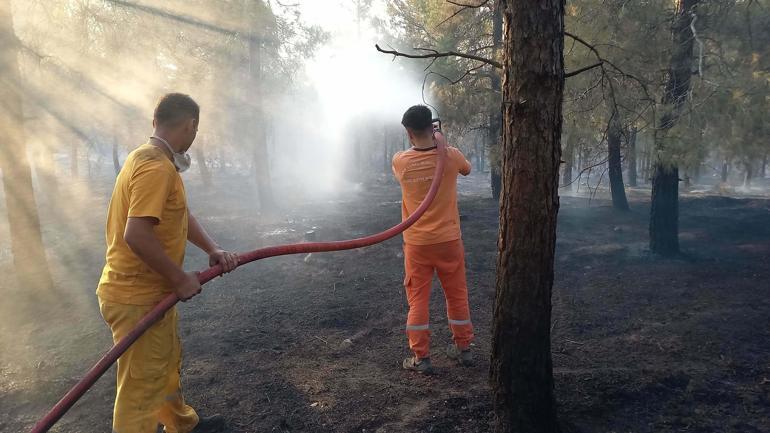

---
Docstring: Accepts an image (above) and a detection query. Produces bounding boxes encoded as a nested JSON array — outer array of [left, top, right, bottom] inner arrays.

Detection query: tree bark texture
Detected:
[[490, 1, 563, 432], [649, 0, 699, 256], [0, 1, 54, 292]]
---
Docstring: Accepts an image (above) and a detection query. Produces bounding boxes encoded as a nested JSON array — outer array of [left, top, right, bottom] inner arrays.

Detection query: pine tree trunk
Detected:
[[474, 139, 482, 172], [383, 126, 389, 173], [608, 111, 629, 210], [36, 147, 59, 206], [0, 1, 54, 292], [490, 1, 562, 432], [693, 161, 700, 184], [627, 126, 638, 187], [650, 164, 679, 253], [112, 140, 121, 175], [721, 159, 729, 183], [649, 0, 699, 256], [247, 12, 275, 212], [561, 131, 574, 187], [743, 162, 753, 187], [70, 142, 78, 177], [195, 146, 211, 188], [489, 1, 503, 201]]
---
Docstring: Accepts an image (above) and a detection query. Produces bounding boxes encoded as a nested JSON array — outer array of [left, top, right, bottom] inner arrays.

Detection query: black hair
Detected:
[[154, 93, 199, 127], [401, 105, 433, 135]]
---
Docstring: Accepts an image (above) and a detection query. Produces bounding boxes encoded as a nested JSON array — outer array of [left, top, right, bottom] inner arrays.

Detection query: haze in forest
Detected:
[[0, 0, 426, 376], [0, 1, 769, 431]]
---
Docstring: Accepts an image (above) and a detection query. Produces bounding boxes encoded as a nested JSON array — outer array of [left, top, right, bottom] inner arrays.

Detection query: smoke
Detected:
[[269, 1, 424, 196], [0, 0, 429, 379]]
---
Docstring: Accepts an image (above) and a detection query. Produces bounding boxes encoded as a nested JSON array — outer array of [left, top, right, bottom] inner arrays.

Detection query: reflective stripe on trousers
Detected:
[[403, 239, 474, 359]]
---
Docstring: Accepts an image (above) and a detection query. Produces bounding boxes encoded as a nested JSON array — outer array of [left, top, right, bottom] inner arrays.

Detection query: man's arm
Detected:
[[188, 213, 238, 272], [450, 147, 472, 176], [124, 217, 201, 300]]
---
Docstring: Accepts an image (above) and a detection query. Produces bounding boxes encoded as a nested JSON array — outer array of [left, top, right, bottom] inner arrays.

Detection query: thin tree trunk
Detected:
[[195, 146, 211, 188], [112, 140, 121, 175], [561, 130, 574, 187], [70, 142, 78, 177], [247, 4, 275, 212], [474, 139, 482, 172], [490, 1, 562, 432], [489, 1, 503, 201], [627, 126, 638, 187], [650, 0, 699, 256], [693, 161, 700, 184], [383, 126, 389, 173], [36, 146, 59, 206], [743, 162, 753, 187], [0, 1, 54, 292], [721, 159, 729, 183], [608, 110, 629, 210]]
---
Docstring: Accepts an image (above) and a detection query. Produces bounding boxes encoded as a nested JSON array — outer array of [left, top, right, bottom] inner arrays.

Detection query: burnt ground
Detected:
[[1, 172, 769, 433]]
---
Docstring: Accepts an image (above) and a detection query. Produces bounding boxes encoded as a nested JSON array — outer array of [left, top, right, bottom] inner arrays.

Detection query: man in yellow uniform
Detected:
[[96, 93, 238, 433]]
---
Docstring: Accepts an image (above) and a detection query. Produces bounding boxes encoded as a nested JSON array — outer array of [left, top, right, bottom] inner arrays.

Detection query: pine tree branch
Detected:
[[564, 62, 603, 78], [437, 0, 492, 27], [377, 42, 604, 80], [375, 44, 502, 68]]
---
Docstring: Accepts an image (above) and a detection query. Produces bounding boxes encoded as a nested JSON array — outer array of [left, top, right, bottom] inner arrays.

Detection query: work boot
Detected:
[[190, 414, 226, 433], [446, 344, 473, 367], [402, 356, 433, 374]]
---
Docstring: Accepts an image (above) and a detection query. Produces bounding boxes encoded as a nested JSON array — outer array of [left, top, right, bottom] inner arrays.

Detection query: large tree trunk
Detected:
[[650, 164, 679, 253], [627, 126, 638, 187], [489, 1, 503, 201], [608, 110, 629, 210], [649, 0, 698, 256], [0, 1, 54, 292], [490, 1, 563, 432]]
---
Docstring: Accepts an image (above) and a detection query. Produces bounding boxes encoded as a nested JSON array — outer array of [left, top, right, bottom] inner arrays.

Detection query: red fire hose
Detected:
[[30, 133, 447, 433]]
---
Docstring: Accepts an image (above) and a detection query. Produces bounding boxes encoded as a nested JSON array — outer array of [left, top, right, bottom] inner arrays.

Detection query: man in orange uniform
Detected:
[[97, 93, 238, 432], [392, 105, 474, 374]]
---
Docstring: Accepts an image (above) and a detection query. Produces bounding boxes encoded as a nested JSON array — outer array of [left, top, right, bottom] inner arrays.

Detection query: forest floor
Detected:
[[1, 172, 769, 433]]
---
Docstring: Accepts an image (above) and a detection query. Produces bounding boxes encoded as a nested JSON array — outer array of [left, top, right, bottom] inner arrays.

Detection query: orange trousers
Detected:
[[403, 239, 474, 359]]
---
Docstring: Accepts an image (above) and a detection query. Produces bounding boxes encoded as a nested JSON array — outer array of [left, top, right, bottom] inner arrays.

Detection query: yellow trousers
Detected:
[[99, 298, 199, 433]]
